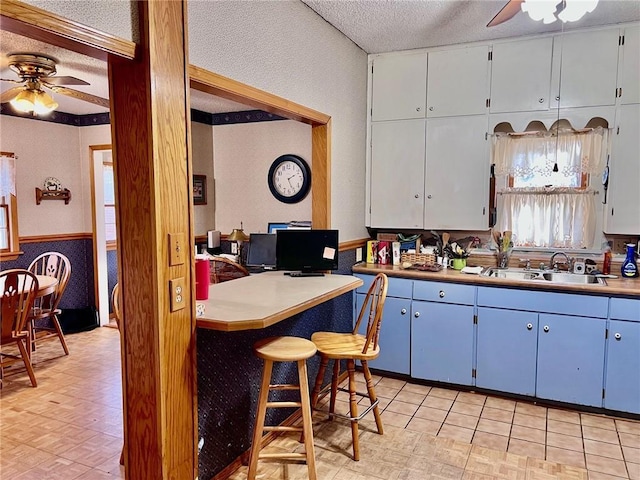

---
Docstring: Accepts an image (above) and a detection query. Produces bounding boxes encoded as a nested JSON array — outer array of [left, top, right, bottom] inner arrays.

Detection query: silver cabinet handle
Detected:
[[416, 107, 421, 112], [555, 96, 560, 101], [526, 323, 533, 330], [439, 291, 445, 298], [427, 194, 432, 199], [400, 308, 407, 315], [538, 98, 544, 103], [414, 311, 420, 318], [415, 194, 420, 198], [429, 106, 434, 111], [543, 325, 550, 333], [614, 333, 622, 340]]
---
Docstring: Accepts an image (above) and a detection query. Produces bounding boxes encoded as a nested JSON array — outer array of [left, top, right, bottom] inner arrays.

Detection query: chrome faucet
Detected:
[[550, 252, 573, 272]]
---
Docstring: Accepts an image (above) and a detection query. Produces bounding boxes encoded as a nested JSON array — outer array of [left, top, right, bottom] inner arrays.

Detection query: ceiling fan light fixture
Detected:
[[521, 0, 560, 22], [558, 0, 599, 22], [33, 91, 58, 115], [520, 0, 599, 24], [9, 89, 38, 113], [8, 88, 57, 115]]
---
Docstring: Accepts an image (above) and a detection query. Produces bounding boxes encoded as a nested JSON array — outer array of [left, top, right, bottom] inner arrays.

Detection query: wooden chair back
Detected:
[[28, 252, 71, 312], [1, 269, 39, 343], [210, 257, 250, 284], [111, 282, 121, 329], [352, 273, 388, 355]]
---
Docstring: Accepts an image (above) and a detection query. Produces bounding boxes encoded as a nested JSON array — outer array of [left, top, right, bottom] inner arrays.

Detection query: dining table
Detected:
[[0, 272, 58, 297]]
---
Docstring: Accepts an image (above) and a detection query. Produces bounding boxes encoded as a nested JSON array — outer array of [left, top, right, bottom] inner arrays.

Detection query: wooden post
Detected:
[[109, 1, 196, 478]]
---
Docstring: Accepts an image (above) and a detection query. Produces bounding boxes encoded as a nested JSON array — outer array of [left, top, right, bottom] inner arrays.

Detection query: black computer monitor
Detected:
[[276, 229, 339, 274], [246, 233, 277, 269]]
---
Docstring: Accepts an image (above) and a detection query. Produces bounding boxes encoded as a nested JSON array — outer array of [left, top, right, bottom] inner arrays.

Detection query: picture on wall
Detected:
[[193, 175, 207, 205]]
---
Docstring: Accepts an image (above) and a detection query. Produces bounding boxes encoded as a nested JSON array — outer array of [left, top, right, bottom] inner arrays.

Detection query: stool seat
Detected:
[[254, 336, 317, 362], [311, 332, 380, 360], [248, 336, 318, 480]]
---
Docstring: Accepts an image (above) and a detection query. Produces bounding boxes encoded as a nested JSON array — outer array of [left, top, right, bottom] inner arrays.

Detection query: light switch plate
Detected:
[[169, 277, 186, 312], [169, 233, 186, 266], [355, 247, 363, 262]]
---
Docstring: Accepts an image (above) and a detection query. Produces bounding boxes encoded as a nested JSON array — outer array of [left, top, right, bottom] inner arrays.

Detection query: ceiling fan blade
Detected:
[[44, 76, 90, 86], [487, 0, 524, 27], [46, 85, 110, 108], [0, 86, 24, 103]]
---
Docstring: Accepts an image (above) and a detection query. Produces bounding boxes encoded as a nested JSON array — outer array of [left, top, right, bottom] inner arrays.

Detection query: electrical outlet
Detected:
[[168, 233, 186, 266], [355, 247, 363, 262], [169, 277, 186, 312], [230, 242, 238, 254]]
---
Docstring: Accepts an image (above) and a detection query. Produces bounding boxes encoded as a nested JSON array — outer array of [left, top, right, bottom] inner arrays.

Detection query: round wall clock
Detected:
[[267, 154, 311, 204]]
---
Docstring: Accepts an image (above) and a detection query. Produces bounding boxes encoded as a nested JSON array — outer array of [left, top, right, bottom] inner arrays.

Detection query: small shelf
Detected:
[[35, 187, 71, 205]]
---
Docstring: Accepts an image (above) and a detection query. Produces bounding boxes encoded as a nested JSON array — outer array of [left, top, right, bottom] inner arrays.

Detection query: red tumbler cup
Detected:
[[195, 258, 210, 300]]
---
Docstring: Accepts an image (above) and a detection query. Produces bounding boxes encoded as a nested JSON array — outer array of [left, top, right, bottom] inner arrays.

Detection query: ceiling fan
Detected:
[[488, 0, 600, 27], [0, 53, 109, 114]]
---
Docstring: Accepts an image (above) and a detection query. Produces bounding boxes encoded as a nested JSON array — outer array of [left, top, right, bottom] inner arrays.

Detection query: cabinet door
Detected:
[[356, 294, 411, 374], [620, 26, 639, 105], [370, 120, 426, 228], [605, 320, 640, 414], [426, 45, 489, 117], [537, 314, 606, 407], [476, 307, 538, 396], [551, 29, 619, 109], [371, 53, 428, 121], [605, 104, 640, 235], [424, 115, 489, 230], [411, 300, 474, 385], [490, 37, 553, 113]]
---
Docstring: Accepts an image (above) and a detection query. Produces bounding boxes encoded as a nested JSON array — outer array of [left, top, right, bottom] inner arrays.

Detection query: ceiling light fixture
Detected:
[[8, 81, 59, 115], [521, 0, 599, 24]]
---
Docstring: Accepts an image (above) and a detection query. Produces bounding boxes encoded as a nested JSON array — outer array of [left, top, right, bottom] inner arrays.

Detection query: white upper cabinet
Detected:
[[490, 37, 553, 113], [371, 53, 428, 121], [424, 115, 489, 230], [620, 26, 640, 105], [604, 104, 640, 235], [551, 28, 620, 109], [426, 45, 490, 117], [370, 120, 426, 228]]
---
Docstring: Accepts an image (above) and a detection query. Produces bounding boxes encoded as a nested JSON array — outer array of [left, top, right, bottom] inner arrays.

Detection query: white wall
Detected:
[[213, 120, 312, 235], [188, 0, 369, 242], [0, 116, 108, 236], [192, 121, 216, 236]]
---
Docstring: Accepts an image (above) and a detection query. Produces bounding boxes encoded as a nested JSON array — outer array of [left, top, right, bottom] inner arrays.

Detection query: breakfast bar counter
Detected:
[[196, 272, 362, 479]]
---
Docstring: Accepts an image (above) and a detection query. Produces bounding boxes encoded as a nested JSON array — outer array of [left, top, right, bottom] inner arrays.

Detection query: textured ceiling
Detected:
[[2, 1, 639, 115]]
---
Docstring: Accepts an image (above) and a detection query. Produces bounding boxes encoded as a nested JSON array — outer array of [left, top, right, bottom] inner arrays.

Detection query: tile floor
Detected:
[[1, 327, 639, 479]]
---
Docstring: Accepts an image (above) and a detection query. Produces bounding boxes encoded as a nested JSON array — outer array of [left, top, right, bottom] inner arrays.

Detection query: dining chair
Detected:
[[309, 272, 388, 461], [1, 269, 39, 387], [111, 282, 126, 466], [28, 252, 71, 355], [210, 256, 249, 284]]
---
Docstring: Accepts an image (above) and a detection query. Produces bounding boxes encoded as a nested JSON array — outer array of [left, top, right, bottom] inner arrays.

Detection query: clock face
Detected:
[[267, 155, 311, 204]]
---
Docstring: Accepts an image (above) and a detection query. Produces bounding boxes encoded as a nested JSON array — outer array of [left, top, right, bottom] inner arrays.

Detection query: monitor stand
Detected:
[[284, 271, 325, 277]]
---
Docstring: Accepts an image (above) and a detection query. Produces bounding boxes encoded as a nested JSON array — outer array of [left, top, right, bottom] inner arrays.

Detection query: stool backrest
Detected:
[[210, 257, 249, 283], [112, 282, 121, 329], [352, 273, 388, 354]]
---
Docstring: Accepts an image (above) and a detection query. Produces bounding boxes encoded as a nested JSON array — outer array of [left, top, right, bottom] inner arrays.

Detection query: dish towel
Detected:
[[460, 266, 484, 275]]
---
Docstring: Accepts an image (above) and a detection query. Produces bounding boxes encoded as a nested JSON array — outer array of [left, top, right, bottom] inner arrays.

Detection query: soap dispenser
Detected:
[[621, 243, 639, 278]]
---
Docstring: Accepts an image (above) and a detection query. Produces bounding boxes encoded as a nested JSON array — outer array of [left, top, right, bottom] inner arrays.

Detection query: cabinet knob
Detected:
[[427, 194, 432, 199], [543, 325, 550, 333], [415, 194, 420, 199], [414, 311, 420, 318], [555, 96, 560, 101], [416, 107, 421, 112], [428, 106, 434, 111], [538, 98, 544, 103], [401, 308, 407, 315], [439, 291, 445, 298], [614, 332, 622, 340], [526, 323, 533, 330]]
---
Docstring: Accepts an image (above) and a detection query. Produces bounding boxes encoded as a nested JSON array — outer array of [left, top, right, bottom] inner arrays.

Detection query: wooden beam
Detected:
[[0, 0, 136, 61], [312, 120, 331, 229], [109, 1, 195, 478]]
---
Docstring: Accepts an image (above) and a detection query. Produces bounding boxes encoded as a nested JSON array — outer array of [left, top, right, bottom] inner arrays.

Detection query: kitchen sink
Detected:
[[482, 268, 606, 285]]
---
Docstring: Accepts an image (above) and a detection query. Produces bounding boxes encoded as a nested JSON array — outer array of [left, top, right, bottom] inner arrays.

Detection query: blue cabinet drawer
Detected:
[[354, 274, 412, 299], [413, 281, 475, 305], [477, 287, 608, 318], [609, 298, 640, 322]]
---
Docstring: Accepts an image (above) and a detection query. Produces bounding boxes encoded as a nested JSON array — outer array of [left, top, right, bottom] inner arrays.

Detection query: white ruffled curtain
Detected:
[[493, 128, 608, 249], [0, 155, 15, 199]]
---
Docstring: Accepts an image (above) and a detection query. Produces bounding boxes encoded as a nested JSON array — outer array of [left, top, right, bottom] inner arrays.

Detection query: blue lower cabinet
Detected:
[[536, 314, 606, 407], [476, 307, 538, 396], [355, 294, 411, 374], [605, 320, 640, 414], [411, 300, 474, 385]]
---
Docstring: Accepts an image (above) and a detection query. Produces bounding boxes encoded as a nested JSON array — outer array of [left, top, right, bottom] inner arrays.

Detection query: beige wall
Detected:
[[213, 120, 312, 235], [0, 116, 110, 237], [192, 121, 216, 236]]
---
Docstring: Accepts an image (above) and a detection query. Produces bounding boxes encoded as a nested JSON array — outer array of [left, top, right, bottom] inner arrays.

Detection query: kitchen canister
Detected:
[[195, 255, 211, 300]]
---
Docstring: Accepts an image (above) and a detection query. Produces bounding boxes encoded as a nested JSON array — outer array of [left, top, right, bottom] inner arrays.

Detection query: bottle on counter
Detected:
[[602, 246, 612, 275], [621, 243, 639, 278]]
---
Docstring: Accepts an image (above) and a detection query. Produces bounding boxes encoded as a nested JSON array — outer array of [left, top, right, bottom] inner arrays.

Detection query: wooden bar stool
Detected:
[[248, 336, 318, 480]]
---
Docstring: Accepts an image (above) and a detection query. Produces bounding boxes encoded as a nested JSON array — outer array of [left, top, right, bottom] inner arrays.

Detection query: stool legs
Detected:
[[297, 359, 317, 480], [362, 360, 383, 435], [346, 359, 360, 461], [248, 359, 273, 480]]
